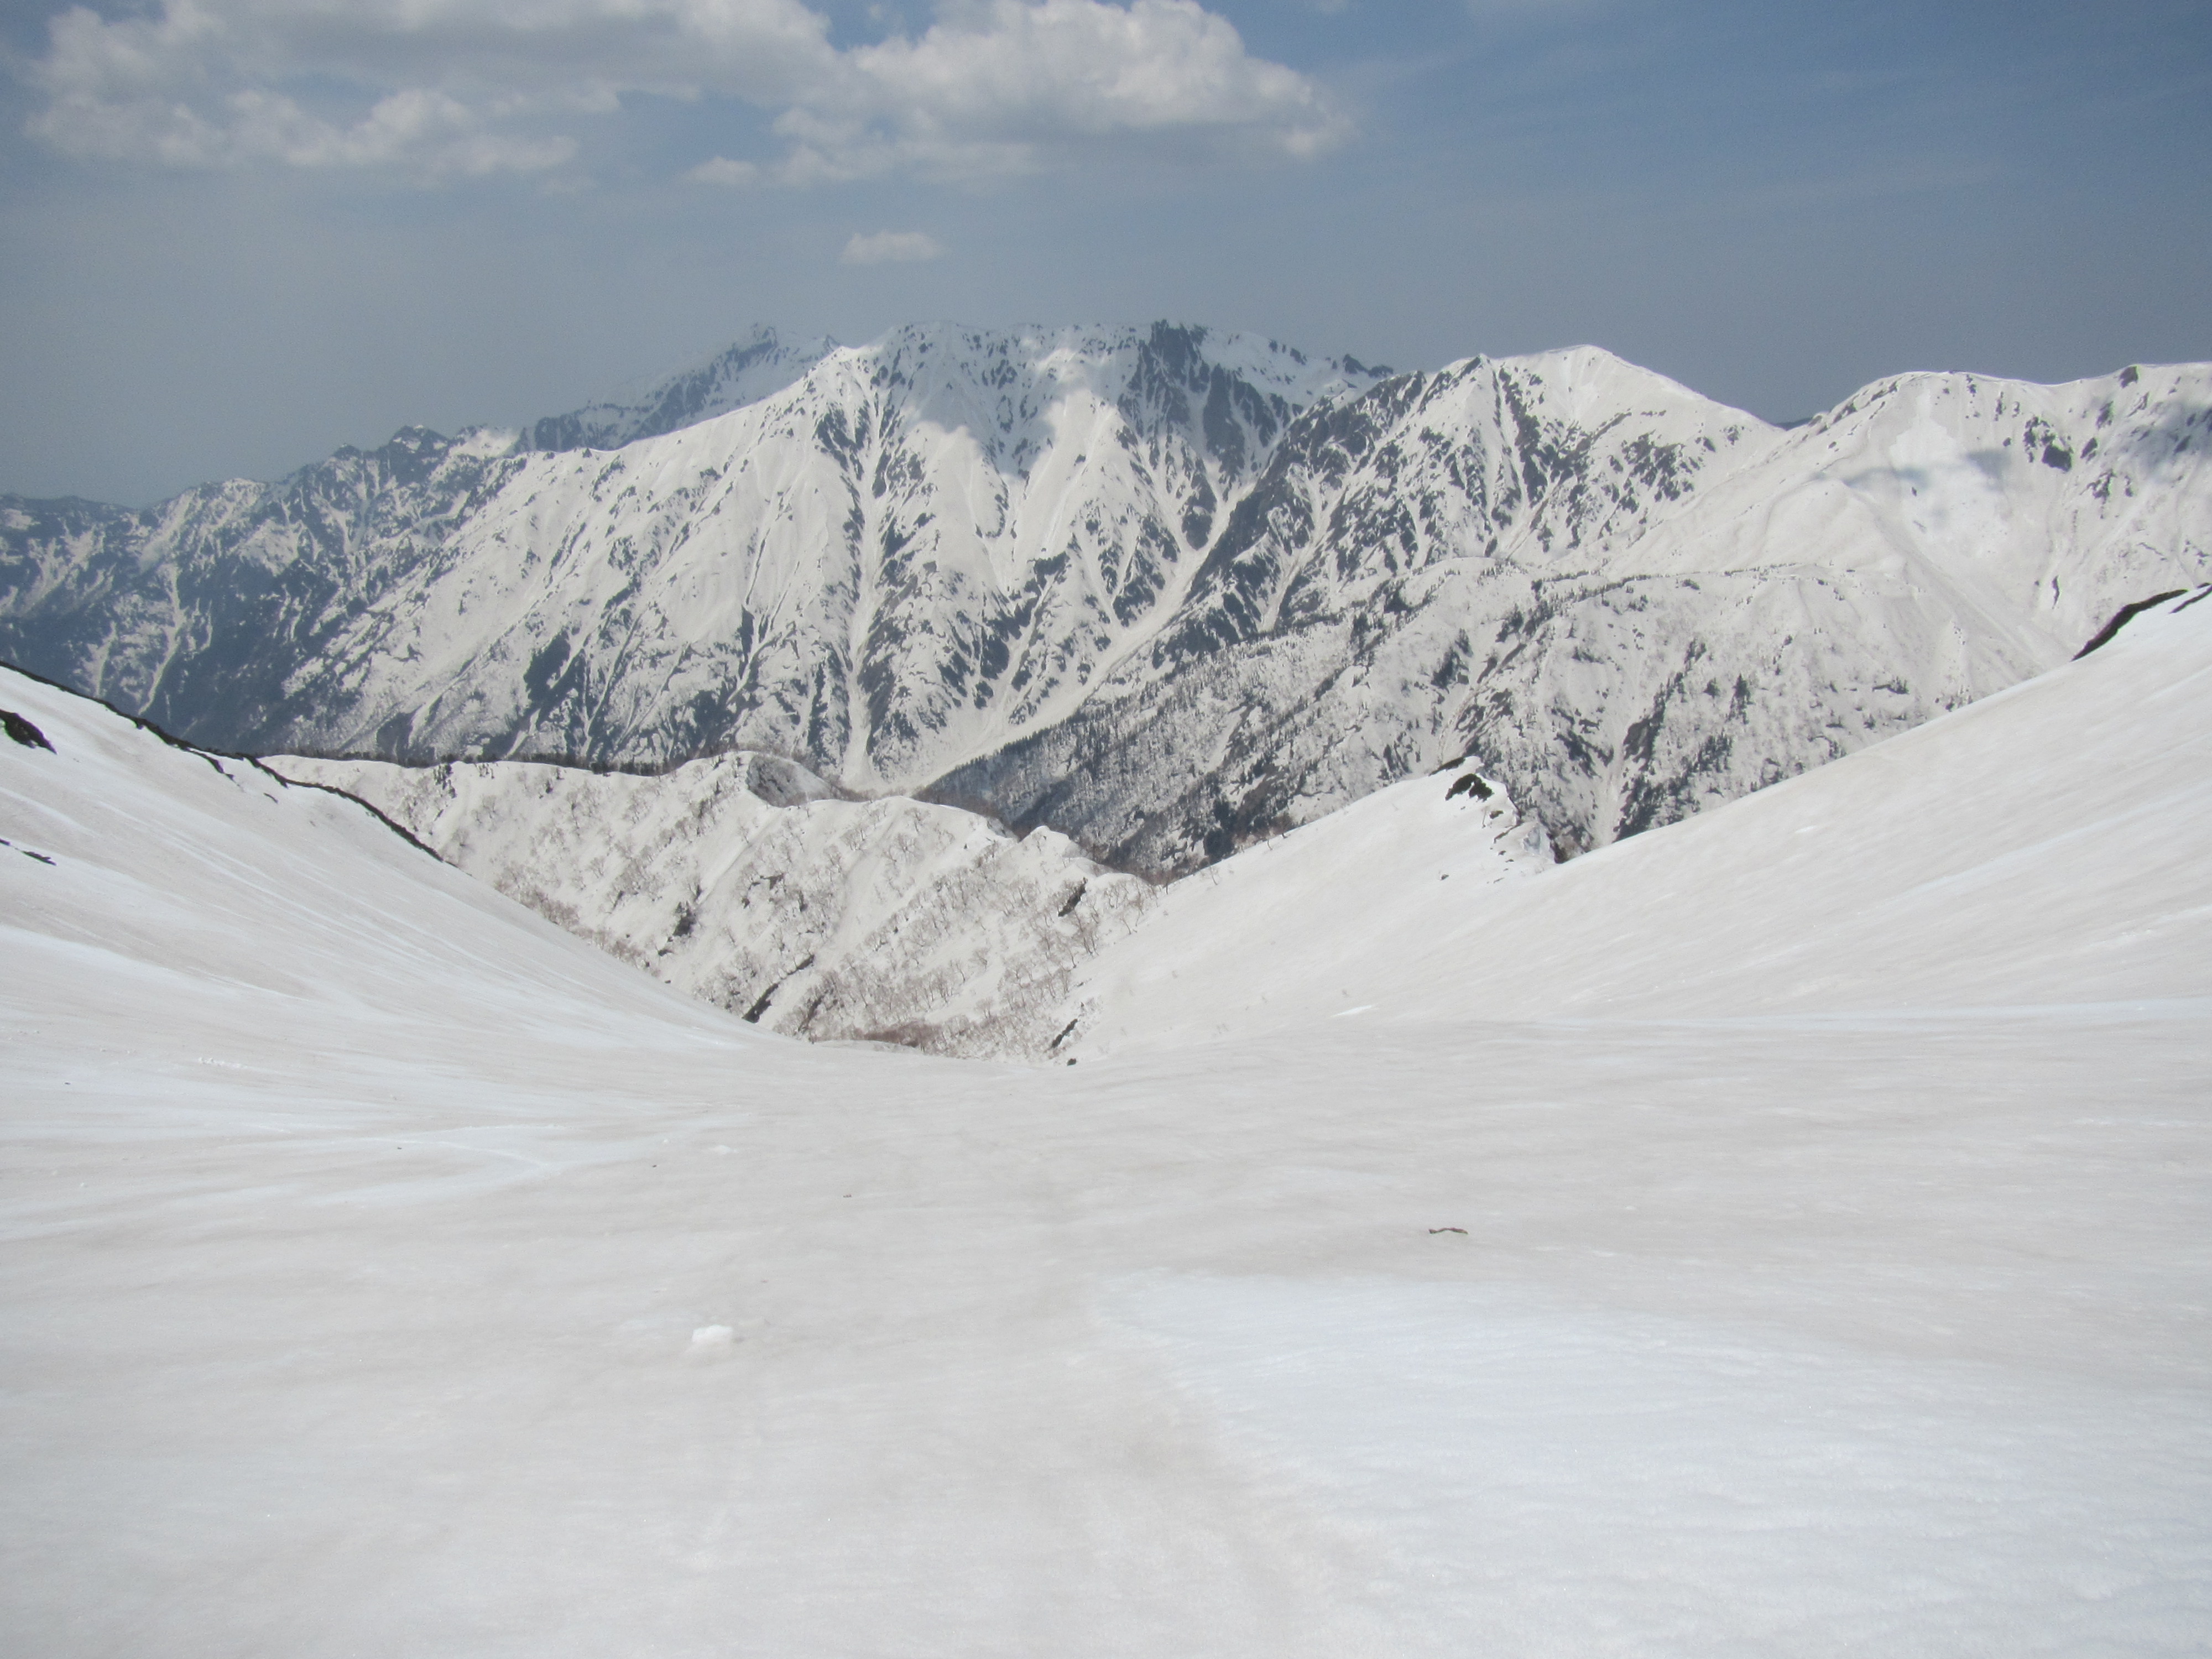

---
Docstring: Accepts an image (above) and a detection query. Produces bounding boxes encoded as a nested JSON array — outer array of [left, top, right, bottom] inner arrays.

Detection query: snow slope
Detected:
[[4, 646, 2210, 1654], [269, 748, 1152, 1056], [1065, 584, 2212, 1055], [1042, 756, 1556, 1052]]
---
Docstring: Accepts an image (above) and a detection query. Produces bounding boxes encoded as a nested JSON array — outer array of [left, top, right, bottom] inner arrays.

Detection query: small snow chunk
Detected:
[[690, 1325, 735, 1349]]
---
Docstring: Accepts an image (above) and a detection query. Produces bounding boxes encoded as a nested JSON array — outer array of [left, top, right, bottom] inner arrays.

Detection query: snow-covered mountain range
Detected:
[[4, 325, 2206, 873], [0, 322, 1383, 808], [940, 352, 2212, 868]]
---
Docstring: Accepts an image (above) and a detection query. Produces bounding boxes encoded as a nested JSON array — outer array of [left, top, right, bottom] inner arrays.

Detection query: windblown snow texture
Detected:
[[4, 329, 2205, 869]]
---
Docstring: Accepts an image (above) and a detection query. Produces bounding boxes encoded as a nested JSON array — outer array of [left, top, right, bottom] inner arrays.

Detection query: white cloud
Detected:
[[823, 0, 1348, 174], [20, 0, 1348, 185], [688, 156, 762, 187], [840, 229, 944, 264]]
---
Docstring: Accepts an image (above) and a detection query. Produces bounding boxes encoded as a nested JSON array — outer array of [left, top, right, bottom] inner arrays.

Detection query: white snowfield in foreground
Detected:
[[2, 593, 2209, 1657]]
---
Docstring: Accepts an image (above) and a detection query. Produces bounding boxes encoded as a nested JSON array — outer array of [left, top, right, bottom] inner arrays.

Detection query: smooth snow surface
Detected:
[[1052, 757, 1556, 1051], [3, 624, 2209, 1656], [1067, 585, 2212, 1053]]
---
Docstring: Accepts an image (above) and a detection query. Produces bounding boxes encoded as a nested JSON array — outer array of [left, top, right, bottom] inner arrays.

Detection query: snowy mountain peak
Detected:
[[519, 325, 839, 453], [513, 320, 1387, 468], [1436, 343, 1775, 431], [752, 319, 1392, 492]]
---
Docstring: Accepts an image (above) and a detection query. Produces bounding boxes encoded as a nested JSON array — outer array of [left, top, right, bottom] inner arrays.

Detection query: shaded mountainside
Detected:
[[5, 327, 2208, 874], [270, 749, 1154, 1058]]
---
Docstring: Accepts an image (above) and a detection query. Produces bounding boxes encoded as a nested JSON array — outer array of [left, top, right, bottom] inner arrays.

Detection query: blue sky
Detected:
[[2, 0, 2207, 504]]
